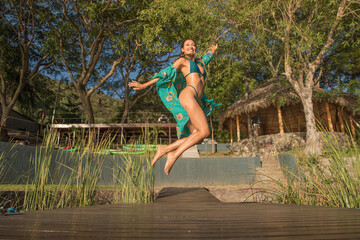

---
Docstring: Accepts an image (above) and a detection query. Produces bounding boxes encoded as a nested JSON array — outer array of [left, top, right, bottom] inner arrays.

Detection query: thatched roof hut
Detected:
[[219, 78, 360, 142]]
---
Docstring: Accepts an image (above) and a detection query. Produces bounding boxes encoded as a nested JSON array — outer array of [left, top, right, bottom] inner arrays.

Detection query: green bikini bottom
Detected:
[[186, 84, 199, 102]]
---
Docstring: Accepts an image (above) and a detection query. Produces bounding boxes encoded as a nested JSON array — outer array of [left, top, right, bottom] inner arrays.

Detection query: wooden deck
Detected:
[[1, 187, 360, 239]]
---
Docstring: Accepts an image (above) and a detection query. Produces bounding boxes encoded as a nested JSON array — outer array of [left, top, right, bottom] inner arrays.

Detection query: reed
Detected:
[[20, 125, 158, 210], [22, 128, 114, 211], [111, 125, 156, 203], [272, 130, 360, 208]]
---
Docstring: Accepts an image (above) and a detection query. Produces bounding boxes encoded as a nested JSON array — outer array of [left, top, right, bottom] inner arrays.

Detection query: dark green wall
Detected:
[[154, 157, 261, 187], [1, 142, 261, 187]]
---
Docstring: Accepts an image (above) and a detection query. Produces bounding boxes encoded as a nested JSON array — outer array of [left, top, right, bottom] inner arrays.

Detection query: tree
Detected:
[[0, 0, 54, 140], [219, 0, 360, 154], [107, 0, 222, 123], [43, 0, 144, 124], [321, 18, 360, 95]]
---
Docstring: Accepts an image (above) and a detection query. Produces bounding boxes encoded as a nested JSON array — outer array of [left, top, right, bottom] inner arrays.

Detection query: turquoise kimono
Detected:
[[149, 52, 221, 139]]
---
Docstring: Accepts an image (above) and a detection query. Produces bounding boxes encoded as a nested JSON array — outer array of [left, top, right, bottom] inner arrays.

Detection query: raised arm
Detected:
[[201, 44, 218, 65], [128, 77, 160, 91], [208, 44, 218, 54], [129, 58, 185, 91]]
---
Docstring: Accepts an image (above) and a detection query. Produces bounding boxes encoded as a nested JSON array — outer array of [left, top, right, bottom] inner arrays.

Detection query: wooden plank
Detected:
[[51, 123, 177, 129], [277, 105, 284, 134], [1, 201, 360, 239], [325, 101, 334, 132], [229, 118, 233, 144], [155, 187, 220, 203], [236, 115, 240, 142], [337, 106, 345, 134]]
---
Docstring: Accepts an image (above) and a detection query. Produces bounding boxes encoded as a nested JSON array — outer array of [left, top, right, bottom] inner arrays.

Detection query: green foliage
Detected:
[[271, 133, 360, 208], [111, 126, 158, 203], [0, 19, 21, 92], [46, 79, 121, 124], [213, 129, 231, 143]]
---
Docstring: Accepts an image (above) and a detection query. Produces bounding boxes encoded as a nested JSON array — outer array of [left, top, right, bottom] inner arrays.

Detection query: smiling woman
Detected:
[[129, 39, 220, 175]]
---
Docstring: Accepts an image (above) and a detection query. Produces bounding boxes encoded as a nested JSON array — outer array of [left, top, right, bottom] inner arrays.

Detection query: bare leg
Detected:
[[151, 137, 187, 166], [152, 119, 199, 165], [164, 89, 209, 175]]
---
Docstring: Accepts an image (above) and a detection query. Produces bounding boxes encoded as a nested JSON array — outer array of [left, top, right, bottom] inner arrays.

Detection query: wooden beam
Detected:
[[325, 101, 334, 132], [169, 126, 172, 144], [236, 115, 240, 142], [277, 105, 284, 134], [120, 126, 123, 145], [349, 115, 356, 136], [337, 106, 345, 134], [229, 118, 233, 144], [97, 127, 100, 146]]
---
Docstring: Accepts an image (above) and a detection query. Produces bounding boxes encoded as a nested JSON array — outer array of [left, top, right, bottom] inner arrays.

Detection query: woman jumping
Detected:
[[129, 39, 219, 175]]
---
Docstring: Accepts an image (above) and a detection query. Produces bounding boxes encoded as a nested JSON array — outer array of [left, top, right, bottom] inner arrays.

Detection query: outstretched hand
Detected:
[[128, 73, 166, 91], [208, 44, 218, 54], [128, 81, 144, 91]]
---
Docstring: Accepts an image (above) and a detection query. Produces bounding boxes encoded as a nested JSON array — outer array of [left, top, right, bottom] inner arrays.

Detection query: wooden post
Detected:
[[97, 127, 100, 146], [325, 101, 334, 132], [236, 115, 240, 142], [229, 118, 233, 144], [120, 126, 124, 145], [277, 105, 284, 134], [210, 114, 215, 153], [57, 132, 60, 146], [169, 126, 172, 144], [73, 130, 76, 146], [349, 115, 356, 136], [337, 106, 345, 134]]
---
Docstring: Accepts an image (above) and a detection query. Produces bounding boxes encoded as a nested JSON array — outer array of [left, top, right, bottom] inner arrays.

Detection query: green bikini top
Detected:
[[184, 58, 207, 80]]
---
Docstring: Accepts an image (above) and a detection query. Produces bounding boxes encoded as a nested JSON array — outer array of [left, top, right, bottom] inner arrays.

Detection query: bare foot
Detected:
[[164, 151, 177, 175], [151, 145, 166, 166]]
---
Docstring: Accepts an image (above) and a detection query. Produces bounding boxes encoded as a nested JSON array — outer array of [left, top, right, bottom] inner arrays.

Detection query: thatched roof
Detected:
[[219, 77, 360, 130]]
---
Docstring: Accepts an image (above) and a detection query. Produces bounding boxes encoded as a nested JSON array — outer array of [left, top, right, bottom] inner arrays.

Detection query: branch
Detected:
[[129, 87, 153, 110], [59, 35, 77, 84], [84, 37, 106, 85], [59, 0, 86, 71], [86, 57, 122, 97], [314, 65, 323, 86], [312, 0, 346, 68], [0, 74, 6, 105]]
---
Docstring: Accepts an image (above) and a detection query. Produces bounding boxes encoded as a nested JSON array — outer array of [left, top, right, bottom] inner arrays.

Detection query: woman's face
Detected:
[[181, 40, 196, 56]]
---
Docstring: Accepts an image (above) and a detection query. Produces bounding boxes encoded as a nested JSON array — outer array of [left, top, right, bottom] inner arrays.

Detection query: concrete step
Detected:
[[181, 145, 200, 158]]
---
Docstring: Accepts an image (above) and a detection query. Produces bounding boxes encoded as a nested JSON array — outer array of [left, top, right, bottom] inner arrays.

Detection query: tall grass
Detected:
[[272, 131, 360, 208], [23, 128, 115, 211], [21, 125, 158, 210], [111, 125, 157, 203]]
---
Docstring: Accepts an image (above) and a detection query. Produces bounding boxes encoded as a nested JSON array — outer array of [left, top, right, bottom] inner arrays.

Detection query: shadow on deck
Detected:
[[1, 187, 360, 239]]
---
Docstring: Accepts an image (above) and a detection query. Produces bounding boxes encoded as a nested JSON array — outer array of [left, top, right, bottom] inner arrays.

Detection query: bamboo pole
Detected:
[[97, 127, 100, 146], [210, 114, 215, 153], [277, 105, 284, 134], [229, 118, 233, 144], [337, 106, 345, 134], [120, 126, 123, 145], [325, 101, 334, 132], [169, 126, 172, 144], [236, 115, 240, 142], [349, 115, 355, 136]]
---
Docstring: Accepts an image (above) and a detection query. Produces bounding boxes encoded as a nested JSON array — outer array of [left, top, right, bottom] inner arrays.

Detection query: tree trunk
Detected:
[[77, 86, 95, 124], [247, 114, 253, 138], [299, 89, 322, 155], [121, 99, 129, 123], [0, 114, 10, 141]]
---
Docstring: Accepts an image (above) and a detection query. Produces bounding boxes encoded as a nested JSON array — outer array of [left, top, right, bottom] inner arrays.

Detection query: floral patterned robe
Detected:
[[149, 53, 221, 139]]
